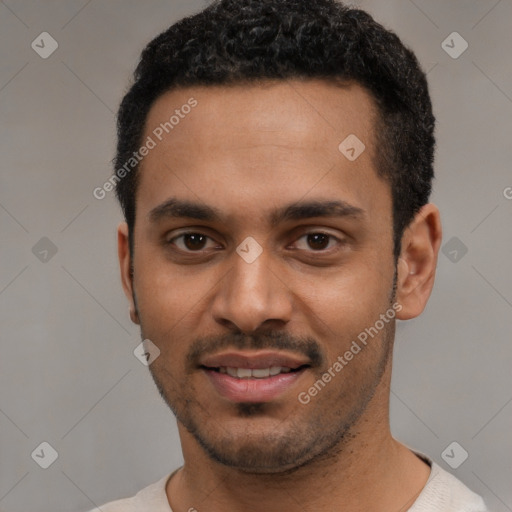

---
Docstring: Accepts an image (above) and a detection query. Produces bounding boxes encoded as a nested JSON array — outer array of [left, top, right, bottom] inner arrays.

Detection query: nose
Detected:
[[210, 248, 293, 334]]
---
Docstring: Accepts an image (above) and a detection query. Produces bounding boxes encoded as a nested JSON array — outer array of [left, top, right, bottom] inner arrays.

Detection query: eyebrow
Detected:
[[148, 197, 365, 227]]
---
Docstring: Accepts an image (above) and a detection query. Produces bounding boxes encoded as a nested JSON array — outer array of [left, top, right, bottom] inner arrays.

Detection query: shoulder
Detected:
[[87, 473, 174, 512], [409, 456, 489, 512], [432, 463, 488, 510]]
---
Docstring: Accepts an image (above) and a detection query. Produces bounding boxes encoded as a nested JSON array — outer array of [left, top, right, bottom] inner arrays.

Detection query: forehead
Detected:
[[136, 79, 390, 229], [145, 79, 377, 151]]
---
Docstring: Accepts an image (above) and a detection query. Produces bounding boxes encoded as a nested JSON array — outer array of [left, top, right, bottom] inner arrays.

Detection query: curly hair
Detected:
[[115, 0, 435, 259]]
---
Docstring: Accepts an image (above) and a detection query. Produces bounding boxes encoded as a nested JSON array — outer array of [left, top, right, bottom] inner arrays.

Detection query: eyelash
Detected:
[[166, 231, 344, 254]]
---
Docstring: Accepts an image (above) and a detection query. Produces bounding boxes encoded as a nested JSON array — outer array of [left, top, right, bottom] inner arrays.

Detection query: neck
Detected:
[[166, 373, 430, 512]]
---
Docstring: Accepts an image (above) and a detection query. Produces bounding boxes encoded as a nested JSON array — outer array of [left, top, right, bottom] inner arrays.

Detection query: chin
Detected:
[[198, 439, 312, 474], [188, 415, 349, 475]]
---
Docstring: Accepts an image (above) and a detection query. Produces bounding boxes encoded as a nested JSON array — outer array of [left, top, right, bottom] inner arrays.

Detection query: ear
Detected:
[[395, 203, 442, 320], [118, 222, 140, 325]]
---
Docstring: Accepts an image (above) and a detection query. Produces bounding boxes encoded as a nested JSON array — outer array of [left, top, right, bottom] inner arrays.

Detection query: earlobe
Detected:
[[117, 222, 140, 325], [395, 204, 442, 320]]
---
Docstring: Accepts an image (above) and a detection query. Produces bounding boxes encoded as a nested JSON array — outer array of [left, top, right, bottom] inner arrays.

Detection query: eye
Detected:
[[166, 230, 344, 255], [293, 232, 342, 252], [167, 232, 219, 252]]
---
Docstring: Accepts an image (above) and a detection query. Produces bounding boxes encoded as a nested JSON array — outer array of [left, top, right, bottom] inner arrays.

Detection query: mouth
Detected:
[[204, 365, 308, 378], [199, 351, 311, 403]]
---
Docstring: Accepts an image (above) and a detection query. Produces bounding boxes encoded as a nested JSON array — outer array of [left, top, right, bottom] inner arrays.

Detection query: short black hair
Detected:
[[115, 0, 435, 259]]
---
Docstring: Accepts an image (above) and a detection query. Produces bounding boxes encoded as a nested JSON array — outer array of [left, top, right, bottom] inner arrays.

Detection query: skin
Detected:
[[118, 79, 442, 512]]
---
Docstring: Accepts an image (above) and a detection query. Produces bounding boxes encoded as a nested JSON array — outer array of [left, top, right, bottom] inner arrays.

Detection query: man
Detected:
[[93, 0, 489, 510]]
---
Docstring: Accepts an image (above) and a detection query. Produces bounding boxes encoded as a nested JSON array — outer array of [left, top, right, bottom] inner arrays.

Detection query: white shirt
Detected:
[[90, 451, 489, 511]]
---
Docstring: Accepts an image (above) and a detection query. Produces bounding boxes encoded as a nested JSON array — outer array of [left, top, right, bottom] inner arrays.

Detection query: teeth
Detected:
[[237, 368, 252, 378], [226, 367, 238, 377], [220, 367, 294, 378], [252, 368, 270, 378]]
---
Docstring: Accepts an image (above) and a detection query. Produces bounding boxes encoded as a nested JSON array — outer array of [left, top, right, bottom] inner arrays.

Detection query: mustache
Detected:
[[186, 330, 325, 369]]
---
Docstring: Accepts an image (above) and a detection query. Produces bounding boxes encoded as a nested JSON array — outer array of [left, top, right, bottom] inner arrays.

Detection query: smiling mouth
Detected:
[[200, 363, 310, 403], [201, 365, 310, 379], [198, 349, 313, 402]]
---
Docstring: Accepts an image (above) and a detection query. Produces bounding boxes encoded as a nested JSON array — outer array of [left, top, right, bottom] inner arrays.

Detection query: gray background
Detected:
[[0, 1, 511, 511]]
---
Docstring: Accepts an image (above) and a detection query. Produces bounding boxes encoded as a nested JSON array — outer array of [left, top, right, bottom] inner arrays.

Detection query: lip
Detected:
[[199, 350, 310, 370], [199, 350, 311, 403], [203, 367, 308, 403]]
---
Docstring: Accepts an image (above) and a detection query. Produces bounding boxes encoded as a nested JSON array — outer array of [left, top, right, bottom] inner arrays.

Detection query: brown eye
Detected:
[[306, 233, 330, 250], [183, 233, 207, 250], [168, 232, 217, 252], [294, 232, 340, 252]]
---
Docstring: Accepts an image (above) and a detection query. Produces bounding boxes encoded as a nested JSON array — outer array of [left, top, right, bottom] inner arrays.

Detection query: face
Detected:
[[120, 79, 403, 473]]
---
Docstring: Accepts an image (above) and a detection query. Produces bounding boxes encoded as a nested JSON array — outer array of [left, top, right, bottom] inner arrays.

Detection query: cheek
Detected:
[[297, 261, 391, 320], [293, 264, 394, 361], [133, 257, 206, 342]]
